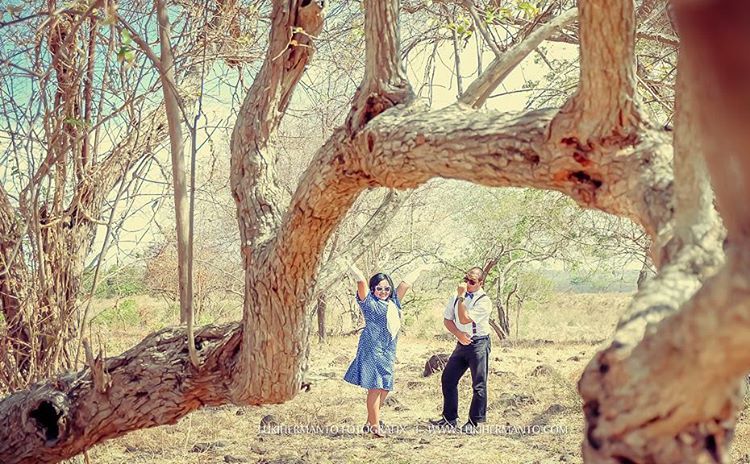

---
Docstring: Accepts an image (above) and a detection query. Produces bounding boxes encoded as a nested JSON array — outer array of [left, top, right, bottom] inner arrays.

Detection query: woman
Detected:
[[344, 264, 424, 437]]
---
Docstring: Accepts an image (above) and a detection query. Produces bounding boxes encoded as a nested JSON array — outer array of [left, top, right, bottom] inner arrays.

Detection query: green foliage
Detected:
[[516, 0, 540, 19], [94, 298, 140, 327], [83, 264, 146, 298], [483, 6, 512, 24], [117, 29, 136, 66], [444, 15, 473, 41]]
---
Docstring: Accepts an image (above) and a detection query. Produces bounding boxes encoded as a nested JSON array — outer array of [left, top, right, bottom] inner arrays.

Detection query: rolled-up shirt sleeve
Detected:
[[442, 297, 455, 320]]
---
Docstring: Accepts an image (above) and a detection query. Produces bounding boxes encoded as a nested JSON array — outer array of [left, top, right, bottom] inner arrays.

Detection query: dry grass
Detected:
[[73, 293, 750, 464]]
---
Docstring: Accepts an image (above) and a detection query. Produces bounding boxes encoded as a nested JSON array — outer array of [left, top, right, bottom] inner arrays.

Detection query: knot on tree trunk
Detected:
[[346, 85, 413, 135], [24, 392, 70, 446]]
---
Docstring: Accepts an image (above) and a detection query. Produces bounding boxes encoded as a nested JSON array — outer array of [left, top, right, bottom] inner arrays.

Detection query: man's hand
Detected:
[[456, 331, 472, 345], [457, 282, 468, 296]]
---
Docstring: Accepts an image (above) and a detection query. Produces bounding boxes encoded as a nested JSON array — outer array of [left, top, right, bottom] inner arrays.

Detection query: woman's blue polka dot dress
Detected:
[[343, 292, 402, 391]]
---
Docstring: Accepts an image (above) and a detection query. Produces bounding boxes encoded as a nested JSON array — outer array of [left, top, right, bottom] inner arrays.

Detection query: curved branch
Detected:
[[359, 105, 672, 239], [458, 8, 578, 109]]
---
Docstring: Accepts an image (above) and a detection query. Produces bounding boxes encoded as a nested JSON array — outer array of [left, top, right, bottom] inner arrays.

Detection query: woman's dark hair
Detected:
[[369, 273, 395, 300]]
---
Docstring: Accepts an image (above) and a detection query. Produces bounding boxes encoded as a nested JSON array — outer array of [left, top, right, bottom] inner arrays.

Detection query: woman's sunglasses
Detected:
[[375, 286, 391, 292], [463, 276, 478, 286]]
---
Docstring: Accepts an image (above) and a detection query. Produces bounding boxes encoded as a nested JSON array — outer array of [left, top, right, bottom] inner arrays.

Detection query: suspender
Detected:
[[454, 294, 486, 335]]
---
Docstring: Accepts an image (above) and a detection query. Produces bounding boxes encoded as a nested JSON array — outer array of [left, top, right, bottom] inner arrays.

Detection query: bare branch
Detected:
[[637, 30, 679, 47], [156, 0, 198, 366], [346, 0, 413, 131], [464, 0, 503, 58], [315, 190, 411, 293], [458, 8, 577, 109]]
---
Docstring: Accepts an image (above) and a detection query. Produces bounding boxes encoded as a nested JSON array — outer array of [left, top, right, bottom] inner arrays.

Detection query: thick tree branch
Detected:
[[550, 0, 643, 145], [458, 8, 577, 109], [0, 324, 241, 464], [230, 0, 324, 253], [358, 105, 672, 241], [347, 0, 413, 132]]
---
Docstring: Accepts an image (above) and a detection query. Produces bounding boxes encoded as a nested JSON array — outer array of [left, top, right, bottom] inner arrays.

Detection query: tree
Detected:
[[0, 0, 264, 391], [1, 1, 747, 463]]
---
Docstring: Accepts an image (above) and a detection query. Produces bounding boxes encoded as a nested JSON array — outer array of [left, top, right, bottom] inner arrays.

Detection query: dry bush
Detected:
[[144, 238, 242, 314]]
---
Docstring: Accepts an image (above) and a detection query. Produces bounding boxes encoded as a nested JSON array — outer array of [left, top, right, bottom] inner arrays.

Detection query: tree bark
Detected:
[[4, 1, 750, 463], [577, 1, 750, 462], [0, 324, 241, 464]]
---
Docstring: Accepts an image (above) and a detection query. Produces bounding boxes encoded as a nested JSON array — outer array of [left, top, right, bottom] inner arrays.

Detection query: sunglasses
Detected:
[[375, 286, 391, 292], [463, 276, 478, 286]]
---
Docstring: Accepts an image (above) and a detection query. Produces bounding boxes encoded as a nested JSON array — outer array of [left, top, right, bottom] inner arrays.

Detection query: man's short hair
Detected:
[[467, 267, 485, 281]]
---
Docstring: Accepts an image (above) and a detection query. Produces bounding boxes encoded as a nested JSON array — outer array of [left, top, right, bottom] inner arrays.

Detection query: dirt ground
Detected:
[[74, 293, 750, 464]]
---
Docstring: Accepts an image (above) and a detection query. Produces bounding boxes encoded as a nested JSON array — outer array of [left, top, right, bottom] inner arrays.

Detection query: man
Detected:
[[429, 267, 493, 433]]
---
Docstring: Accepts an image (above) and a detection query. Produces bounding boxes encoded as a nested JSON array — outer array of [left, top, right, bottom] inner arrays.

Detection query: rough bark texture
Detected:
[[3, 0, 750, 463], [576, 1, 750, 462], [228, 0, 328, 405], [0, 324, 240, 464], [549, 0, 643, 145]]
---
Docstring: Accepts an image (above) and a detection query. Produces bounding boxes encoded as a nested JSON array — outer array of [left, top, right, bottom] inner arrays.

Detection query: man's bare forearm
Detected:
[[456, 300, 472, 324], [444, 319, 462, 337]]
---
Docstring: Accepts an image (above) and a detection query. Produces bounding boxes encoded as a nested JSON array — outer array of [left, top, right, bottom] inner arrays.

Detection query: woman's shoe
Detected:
[[370, 425, 386, 438]]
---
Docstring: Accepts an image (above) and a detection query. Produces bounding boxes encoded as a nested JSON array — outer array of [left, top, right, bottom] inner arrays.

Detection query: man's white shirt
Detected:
[[442, 289, 492, 337]]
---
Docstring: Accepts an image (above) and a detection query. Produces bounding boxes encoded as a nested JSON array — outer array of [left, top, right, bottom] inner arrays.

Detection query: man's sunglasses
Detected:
[[463, 276, 478, 286], [375, 286, 391, 292]]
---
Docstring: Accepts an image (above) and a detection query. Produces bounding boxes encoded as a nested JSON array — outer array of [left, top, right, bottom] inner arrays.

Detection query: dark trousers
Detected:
[[441, 336, 491, 424]]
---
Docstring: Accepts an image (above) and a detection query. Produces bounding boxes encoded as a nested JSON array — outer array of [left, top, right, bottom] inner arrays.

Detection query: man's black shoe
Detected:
[[461, 421, 478, 434], [428, 417, 457, 428]]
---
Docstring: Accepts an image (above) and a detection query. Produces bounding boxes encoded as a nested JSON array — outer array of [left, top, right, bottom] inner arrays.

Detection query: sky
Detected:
[[0, 6, 583, 274], [93, 16, 583, 270]]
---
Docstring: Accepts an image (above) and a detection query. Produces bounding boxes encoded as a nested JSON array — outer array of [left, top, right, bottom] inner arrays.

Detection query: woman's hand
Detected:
[[348, 263, 366, 283]]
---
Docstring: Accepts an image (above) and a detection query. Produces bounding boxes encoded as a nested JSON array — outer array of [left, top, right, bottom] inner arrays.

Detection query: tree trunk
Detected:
[[5, 2, 750, 463], [495, 277, 510, 339], [316, 293, 327, 343]]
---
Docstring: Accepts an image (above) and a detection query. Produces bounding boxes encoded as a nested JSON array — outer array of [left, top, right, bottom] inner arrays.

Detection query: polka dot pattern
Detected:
[[343, 292, 402, 391]]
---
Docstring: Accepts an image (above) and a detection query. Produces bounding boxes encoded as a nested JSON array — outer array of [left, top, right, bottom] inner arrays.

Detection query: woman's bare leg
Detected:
[[379, 390, 388, 409], [366, 389, 380, 430]]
